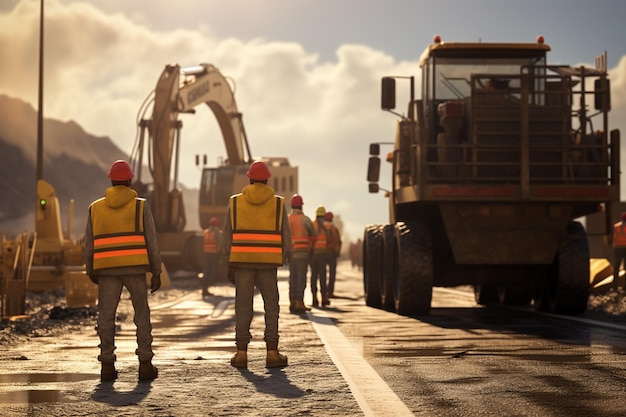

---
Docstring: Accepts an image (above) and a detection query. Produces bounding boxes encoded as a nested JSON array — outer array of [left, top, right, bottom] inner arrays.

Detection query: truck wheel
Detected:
[[381, 224, 397, 311], [544, 221, 590, 315], [394, 221, 433, 315], [363, 225, 383, 308], [474, 284, 499, 305]]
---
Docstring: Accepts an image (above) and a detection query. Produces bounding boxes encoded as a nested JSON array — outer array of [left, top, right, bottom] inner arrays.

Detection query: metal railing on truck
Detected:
[[420, 70, 617, 195]]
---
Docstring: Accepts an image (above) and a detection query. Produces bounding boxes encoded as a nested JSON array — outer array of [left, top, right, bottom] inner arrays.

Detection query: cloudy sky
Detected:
[[1, 0, 625, 242]]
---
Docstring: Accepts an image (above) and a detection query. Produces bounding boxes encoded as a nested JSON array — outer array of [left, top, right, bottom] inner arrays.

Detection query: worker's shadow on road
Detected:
[[237, 368, 306, 398], [91, 380, 153, 406]]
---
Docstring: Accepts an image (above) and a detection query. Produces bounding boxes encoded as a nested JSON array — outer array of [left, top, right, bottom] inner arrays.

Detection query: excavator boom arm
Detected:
[[143, 63, 252, 232]]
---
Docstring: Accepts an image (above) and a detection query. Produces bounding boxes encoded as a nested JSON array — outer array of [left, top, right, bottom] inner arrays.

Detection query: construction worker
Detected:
[[324, 211, 342, 298], [287, 194, 317, 313], [84, 160, 161, 382], [310, 205, 331, 307], [223, 160, 291, 369], [202, 216, 223, 298], [612, 212, 626, 289]]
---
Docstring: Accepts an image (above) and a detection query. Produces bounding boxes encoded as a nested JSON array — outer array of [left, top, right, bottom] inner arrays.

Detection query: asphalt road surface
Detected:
[[1, 260, 625, 416]]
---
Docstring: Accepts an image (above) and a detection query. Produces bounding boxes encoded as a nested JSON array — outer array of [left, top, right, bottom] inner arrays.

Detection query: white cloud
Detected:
[[2, 0, 626, 243]]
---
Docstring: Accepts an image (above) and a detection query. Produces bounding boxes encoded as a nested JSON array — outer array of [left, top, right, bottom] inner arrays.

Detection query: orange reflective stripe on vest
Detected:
[[231, 231, 282, 254]]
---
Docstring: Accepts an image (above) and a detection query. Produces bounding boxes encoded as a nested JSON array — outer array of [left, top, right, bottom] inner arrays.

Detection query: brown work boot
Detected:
[[312, 294, 319, 307], [293, 300, 311, 313], [289, 299, 296, 313], [100, 362, 118, 382], [138, 360, 158, 381], [231, 350, 248, 368], [322, 296, 330, 307], [266, 350, 288, 368], [266, 342, 288, 368]]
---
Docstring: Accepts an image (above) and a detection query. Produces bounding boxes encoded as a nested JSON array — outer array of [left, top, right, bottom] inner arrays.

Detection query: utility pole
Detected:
[[36, 0, 44, 181]]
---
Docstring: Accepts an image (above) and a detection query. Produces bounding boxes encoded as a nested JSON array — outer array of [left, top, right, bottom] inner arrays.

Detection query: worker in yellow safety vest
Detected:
[[84, 160, 161, 382], [612, 212, 626, 289], [222, 160, 291, 369]]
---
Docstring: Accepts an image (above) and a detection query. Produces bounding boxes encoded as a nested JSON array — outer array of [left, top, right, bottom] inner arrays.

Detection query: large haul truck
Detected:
[[365, 36, 620, 316]]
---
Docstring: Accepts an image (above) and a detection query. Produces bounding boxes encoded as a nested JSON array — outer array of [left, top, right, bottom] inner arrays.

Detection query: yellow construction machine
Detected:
[[132, 63, 298, 272]]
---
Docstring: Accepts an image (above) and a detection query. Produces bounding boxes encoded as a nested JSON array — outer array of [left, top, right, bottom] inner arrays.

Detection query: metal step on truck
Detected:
[[365, 35, 620, 316]]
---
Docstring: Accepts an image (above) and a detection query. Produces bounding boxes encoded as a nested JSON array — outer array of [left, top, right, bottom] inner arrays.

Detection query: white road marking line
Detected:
[[308, 309, 414, 417]]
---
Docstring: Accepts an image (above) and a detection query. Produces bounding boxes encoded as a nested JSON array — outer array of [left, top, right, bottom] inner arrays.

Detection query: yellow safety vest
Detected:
[[90, 198, 149, 270], [229, 194, 284, 265]]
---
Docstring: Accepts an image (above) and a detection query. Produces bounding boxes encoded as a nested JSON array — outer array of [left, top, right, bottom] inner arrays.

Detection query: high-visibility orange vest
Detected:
[[613, 222, 626, 248], [90, 198, 149, 270], [312, 219, 329, 254], [204, 227, 219, 253], [228, 194, 284, 265], [327, 223, 341, 253], [288, 212, 310, 252]]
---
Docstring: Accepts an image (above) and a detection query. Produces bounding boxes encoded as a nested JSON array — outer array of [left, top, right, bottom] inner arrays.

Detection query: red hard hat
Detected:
[[210, 217, 219, 226], [325, 211, 334, 220], [291, 194, 303, 207], [246, 161, 271, 181], [108, 160, 134, 181]]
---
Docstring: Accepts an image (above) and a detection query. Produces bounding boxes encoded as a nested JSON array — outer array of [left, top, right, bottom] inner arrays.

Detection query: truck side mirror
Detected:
[[381, 77, 396, 110], [594, 78, 611, 111], [368, 183, 380, 194], [367, 156, 381, 183]]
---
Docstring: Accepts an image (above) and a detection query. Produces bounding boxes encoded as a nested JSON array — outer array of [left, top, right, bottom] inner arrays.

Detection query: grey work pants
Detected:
[[233, 267, 280, 347], [327, 255, 338, 294], [288, 254, 309, 300], [309, 253, 329, 298], [97, 274, 154, 363]]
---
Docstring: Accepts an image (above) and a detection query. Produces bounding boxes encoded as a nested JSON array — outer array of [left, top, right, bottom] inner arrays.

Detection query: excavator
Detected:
[[132, 63, 298, 272]]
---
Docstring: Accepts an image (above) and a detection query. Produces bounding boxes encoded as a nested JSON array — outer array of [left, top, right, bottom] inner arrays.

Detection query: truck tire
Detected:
[[381, 224, 397, 311], [474, 284, 499, 305], [394, 221, 433, 315], [539, 221, 590, 314], [363, 225, 383, 308]]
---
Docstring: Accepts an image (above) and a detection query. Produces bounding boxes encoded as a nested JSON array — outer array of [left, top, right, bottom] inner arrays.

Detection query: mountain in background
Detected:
[[0, 94, 200, 238]]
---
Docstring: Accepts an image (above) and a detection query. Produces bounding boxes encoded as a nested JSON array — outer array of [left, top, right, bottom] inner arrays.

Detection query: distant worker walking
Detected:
[[310, 206, 331, 307], [287, 194, 317, 313], [223, 161, 291, 369], [324, 211, 342, 298], [612, 212, 626, 290], [202, 216, 223, 297], [84, 160, 161, 382]]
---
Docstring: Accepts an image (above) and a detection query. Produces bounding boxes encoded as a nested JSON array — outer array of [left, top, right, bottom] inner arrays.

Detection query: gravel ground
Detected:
[[0, 274, 199, 347]]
